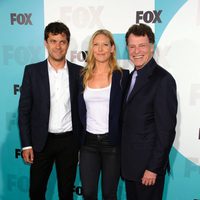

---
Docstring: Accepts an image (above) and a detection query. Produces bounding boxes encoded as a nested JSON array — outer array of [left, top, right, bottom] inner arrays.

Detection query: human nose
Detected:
[[98, 44, 103, 51], [134, 46, 140, 53], [55, 42, 61, 49]]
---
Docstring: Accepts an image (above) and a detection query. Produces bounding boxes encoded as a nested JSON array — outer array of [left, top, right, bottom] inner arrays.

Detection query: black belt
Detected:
[[86, 131, 108, 139], [48, 131, 73, 138]]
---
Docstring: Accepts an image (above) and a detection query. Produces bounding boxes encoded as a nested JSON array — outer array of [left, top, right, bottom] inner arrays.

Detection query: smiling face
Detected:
[[92, 33, 114, 64], [127, 33, 154, 70], [45, 32, 69, 63]]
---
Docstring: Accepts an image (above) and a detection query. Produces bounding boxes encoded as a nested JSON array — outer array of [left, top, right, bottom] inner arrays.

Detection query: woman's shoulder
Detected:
[[114, 67, 129, 74], [122, 68, 129, 75], [119, 68, 130, 78], [112, 68, 129, 85]]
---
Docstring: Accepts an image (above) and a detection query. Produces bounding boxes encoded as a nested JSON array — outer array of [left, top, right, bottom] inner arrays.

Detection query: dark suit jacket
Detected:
[[18, 59, 82, 152], [78, 69, 129, 145], [121, 58, 177, 181]]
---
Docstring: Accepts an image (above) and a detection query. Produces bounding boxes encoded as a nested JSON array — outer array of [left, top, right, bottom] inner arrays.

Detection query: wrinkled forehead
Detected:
[[127, 34, 150, 45]]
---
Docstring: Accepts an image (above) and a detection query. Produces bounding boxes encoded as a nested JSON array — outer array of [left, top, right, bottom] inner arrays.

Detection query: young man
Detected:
[[18, 22, 82, 200], [121, 23, 177, 200]]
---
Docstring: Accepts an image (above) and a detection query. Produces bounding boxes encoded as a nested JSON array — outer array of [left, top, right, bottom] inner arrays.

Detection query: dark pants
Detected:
[[125, 175, 165, 200], [80, 132, 120, 200], [29, 132, 79, 200]]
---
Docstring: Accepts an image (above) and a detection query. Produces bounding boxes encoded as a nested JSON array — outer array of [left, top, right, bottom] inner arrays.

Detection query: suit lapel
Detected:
[[67, 61, 75, 103], [127, 73, 149, 101], [127, 59, 156, 102], [124, 70, 134, 101], [39, 60, 50, 106], [109, 70, 121, 108]]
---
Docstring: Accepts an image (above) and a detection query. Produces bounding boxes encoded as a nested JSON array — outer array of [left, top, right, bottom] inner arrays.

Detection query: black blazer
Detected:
[[78, 69, 129, 145], [18, 59, 82, 152], [121, 58, 177, 181]]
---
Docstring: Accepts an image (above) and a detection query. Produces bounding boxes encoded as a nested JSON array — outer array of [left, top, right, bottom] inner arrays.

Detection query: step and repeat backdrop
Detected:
[[1, 0, 200, 199]]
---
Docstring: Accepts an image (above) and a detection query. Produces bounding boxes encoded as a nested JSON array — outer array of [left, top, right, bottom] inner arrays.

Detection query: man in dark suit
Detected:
[[121, 23, 177, 200], [18, 22, 82, 200]]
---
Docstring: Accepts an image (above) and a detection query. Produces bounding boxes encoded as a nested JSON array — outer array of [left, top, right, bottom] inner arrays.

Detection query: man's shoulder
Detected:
[[25, 60, 47, 70], [152, 61, 174, 80], [67, 60, 83, 70], [151, 66, 176, 88]]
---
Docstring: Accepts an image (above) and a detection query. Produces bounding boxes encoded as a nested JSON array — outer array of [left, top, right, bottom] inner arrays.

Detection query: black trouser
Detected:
[[30, 132, 79, 200], [125, 175, 165, 200], [80, 132, 120, 200]]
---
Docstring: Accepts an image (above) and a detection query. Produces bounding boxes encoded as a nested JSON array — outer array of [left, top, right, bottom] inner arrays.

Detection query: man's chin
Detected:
[[53, 57, 66, 62]]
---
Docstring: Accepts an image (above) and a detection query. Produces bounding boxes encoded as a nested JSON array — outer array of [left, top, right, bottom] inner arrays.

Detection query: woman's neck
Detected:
[[93, 63, 110, 75]]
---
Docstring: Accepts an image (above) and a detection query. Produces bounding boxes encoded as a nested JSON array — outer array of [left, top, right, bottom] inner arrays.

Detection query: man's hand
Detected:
[[22, 148, 34, 164], [141, 170, 157, 186]]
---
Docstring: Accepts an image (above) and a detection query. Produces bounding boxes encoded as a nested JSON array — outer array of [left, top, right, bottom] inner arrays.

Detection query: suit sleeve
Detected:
[[18, 65, 33, 148], [147, 74, 178, 174]]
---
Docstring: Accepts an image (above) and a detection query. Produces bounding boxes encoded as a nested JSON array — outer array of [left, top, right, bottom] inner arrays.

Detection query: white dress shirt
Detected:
[[48, 60, 72, 133]]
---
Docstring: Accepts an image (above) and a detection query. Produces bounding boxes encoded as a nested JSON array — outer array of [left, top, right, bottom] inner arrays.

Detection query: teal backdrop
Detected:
[[1, 0, 200, 199]]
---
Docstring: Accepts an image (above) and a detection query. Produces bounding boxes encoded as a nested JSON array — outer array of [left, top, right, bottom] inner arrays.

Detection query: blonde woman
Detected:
[[78, 29, 129, 200]]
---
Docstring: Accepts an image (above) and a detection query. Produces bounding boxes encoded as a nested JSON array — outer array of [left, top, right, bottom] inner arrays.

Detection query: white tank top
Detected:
[[83, 84, 111, 134]]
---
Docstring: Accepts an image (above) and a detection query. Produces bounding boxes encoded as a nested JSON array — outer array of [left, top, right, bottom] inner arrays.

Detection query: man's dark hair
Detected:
[[44, 21, 71, 43], [125, 23, 155, 45]]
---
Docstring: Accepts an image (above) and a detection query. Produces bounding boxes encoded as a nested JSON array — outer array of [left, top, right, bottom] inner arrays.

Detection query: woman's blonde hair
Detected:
[[82, 29, 121, 88]]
